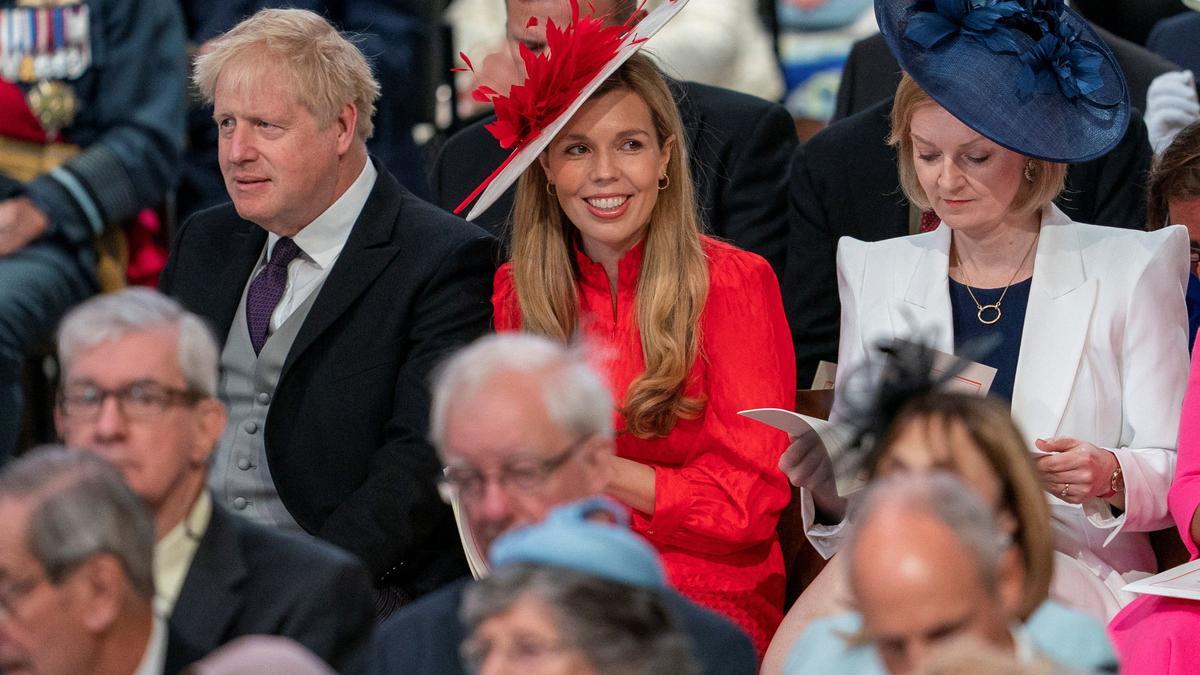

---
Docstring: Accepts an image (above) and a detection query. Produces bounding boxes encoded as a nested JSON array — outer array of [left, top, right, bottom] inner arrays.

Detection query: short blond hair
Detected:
[[888, 73, 1066, 217], [193, 8, 379, 141]]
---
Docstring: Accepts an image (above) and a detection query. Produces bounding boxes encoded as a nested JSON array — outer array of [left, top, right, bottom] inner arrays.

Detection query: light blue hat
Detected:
[[489, 497, 667, 589]]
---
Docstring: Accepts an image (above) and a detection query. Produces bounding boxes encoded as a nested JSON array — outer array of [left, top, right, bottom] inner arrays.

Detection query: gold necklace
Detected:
[[956, 234, 1038, 326]]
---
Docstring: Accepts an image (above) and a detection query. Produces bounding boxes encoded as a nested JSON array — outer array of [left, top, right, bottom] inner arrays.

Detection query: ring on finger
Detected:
[[1059, 483, 1070, 499]]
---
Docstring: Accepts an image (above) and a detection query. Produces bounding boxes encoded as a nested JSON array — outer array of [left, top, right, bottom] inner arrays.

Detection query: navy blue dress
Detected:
[[949, 277, 1032, 402]]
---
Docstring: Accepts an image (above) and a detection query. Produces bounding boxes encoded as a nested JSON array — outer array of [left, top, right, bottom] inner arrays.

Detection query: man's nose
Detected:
[[91, 395, 129, 440], [477, 478, 512, 522], [226, 125, 257, 163]]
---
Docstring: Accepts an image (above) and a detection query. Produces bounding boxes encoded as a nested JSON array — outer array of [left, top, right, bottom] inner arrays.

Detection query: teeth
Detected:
[[586, 196, 627, 210]]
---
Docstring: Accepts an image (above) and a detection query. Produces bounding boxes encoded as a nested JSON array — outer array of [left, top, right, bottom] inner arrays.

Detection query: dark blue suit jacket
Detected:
[[160, 162, 496, 599], [367, 577, 758, 675], [163, 503, 377, 674]]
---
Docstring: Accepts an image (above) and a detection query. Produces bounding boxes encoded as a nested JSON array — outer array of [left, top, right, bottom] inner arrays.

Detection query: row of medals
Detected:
[[1, 1, 88, 137]]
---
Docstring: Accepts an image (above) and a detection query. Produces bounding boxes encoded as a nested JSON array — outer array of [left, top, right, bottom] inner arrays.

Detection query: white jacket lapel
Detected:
[[1011, 206, 1098, 444], [888, 225, 955, 353]]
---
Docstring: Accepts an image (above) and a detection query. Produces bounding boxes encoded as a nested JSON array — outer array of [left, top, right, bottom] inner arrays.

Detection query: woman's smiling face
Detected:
[[539, 88, 673, 262]]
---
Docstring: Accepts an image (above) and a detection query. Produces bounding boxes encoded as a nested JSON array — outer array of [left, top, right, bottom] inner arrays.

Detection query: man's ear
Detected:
[[191, 399, 228, 466], [995, 545, 1026, 620], [74, 554, 127, 635], [334, 102, 358, 156], [580, 436, 616, 493]]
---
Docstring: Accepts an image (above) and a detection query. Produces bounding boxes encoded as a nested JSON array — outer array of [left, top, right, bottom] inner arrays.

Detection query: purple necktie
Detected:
[[246, 237, 301, 355]]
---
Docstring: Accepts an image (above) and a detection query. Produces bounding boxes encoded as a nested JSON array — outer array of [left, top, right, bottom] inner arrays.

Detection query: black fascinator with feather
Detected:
[[836, 335, 1000, 483]]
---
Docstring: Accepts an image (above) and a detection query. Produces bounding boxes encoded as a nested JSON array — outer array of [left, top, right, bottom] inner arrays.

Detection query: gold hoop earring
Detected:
[[658, 175, 669, 191], [1024, 160, 1035, 183], [546, 182, 557, 196]]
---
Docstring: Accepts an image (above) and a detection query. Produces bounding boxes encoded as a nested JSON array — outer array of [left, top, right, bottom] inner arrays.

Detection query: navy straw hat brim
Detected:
[[875, 0, 1130, 163]]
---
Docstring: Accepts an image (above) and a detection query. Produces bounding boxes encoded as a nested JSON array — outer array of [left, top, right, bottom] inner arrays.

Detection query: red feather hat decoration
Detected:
[[454, 0, 690, 219]]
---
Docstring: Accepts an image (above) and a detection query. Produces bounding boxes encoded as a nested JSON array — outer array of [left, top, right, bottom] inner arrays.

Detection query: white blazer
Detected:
[[805, 205, 1190, 618]]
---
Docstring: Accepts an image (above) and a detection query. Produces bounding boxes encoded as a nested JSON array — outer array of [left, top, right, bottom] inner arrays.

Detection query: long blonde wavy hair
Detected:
[[509, 53, 709, 438]]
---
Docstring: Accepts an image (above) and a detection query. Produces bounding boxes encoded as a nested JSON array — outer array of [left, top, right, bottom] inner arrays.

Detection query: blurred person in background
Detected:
[[786, 474, 1116, 674], [763, 347, 1116, 674], [460, 498, 696, 675], [368, 333, 757, 675], [55, 288, 376, 674], [640, 0, 784, 101], [0, 449, 161, 675], [1147, 118, 1200, 348], [0, 0, 185, 462]]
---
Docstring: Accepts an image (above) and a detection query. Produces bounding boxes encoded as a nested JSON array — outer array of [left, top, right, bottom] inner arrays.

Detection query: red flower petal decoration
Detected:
[[463, 0, 635, 150]]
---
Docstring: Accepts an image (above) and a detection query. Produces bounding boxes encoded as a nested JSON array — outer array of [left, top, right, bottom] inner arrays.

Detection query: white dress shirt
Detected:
[[133, 615, 168, 675], [152, 491, 212, 617], [256, 160, 378, 333]]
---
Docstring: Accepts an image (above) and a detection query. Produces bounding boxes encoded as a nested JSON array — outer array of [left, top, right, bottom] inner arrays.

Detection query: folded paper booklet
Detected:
[[744, 345, 1002, 495], [738, 407, 863, 496], [1123, 559, 1200, 601]]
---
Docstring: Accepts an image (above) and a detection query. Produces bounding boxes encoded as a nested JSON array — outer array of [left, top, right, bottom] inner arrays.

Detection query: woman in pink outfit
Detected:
[[1109, 349, 1200, 673]]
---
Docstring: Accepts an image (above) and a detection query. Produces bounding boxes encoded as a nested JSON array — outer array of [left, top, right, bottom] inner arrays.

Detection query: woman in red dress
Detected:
[[491, 52, 795, 655]]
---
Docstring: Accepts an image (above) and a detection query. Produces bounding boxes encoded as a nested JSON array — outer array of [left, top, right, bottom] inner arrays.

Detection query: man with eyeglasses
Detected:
[[0, 448, 162, 675], [368, 333, 757, 675], [54, 288, 375, 674]]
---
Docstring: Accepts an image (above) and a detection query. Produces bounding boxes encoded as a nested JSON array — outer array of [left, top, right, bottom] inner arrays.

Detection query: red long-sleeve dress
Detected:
[[493, 236, 795, 654]]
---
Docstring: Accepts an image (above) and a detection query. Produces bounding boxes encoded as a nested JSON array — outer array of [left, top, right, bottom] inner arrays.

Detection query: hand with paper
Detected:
[[1035, 437, 1123, 507], [741, 408, 852, 521]]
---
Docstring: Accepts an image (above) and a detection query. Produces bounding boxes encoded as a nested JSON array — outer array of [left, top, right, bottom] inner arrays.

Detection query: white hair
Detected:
[[57, 288, 219, 396], [429, 333, 613, 453], [847, 473, 1009, 591]]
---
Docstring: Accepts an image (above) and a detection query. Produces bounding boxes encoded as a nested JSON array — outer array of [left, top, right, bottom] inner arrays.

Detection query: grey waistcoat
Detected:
[[210, 273, 325, 535]]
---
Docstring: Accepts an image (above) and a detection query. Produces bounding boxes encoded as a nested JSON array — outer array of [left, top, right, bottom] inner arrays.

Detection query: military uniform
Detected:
[[0, 0, 186, 458]]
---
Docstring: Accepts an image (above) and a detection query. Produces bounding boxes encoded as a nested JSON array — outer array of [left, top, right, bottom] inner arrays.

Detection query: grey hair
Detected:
[[461, 564, 696, 675], [0, 447, 156, 600], [429, 333, 613, 452], [57, 288, 220, 397], [847, 473, 1008, 592]]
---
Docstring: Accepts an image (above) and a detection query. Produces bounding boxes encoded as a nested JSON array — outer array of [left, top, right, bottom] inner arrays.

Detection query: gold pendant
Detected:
[[977, 304, 1002, 325]]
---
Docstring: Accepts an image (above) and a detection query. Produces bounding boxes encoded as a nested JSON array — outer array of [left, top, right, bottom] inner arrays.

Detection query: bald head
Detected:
[[847, 475, 1022, 675]]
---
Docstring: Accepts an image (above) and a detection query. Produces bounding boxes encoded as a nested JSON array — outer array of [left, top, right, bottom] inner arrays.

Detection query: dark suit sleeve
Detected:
[[782, 144, 841, 388], [157, 213, 194, 294], [315, 232, 496, 580], [276, 553, 377, 675], [1058, 108, 1151, 229], [716, 102, 796, 279], [832, 42, 862, 122]]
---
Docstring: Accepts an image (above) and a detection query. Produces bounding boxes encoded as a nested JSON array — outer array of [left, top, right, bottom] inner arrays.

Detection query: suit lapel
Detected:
[[167, 505, 248, 657], [887, 226, 955, 353], [208, 226, 267, 338], [282, 165, 405, 376], [1011, 208, 1097, 443]]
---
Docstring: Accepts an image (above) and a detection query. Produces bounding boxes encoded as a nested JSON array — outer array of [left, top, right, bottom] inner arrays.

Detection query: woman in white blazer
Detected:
[[779, 0, 1191, 627]]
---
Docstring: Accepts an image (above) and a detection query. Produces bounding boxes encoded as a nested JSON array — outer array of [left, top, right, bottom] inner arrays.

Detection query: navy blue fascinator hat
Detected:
[[876, 0, 1129, 162]]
